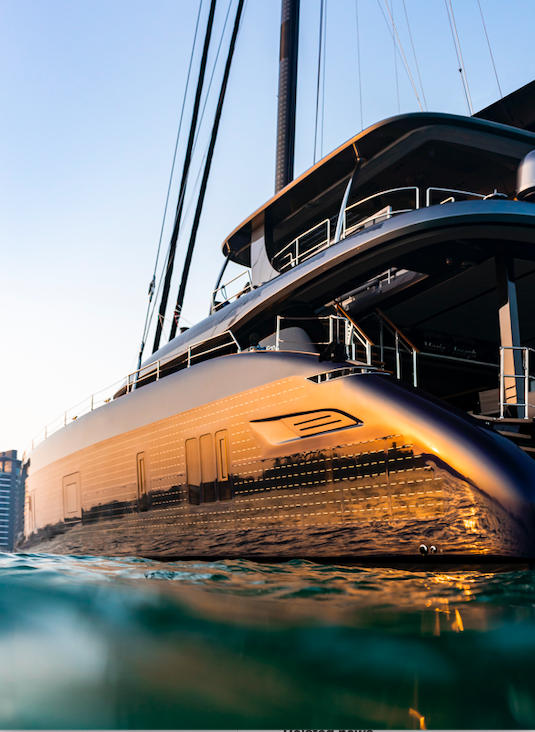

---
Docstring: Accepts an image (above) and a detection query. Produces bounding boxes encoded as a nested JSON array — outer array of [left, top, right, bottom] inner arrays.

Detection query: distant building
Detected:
[[0, 450, 24, 551]]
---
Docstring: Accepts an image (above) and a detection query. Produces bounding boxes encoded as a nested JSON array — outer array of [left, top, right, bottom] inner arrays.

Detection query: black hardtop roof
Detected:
[[474, 79, 535, 132], [223, 111, 535, 267]]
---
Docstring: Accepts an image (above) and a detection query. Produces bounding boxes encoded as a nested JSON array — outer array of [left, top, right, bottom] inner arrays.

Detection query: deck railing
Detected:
[[271, 184, 507, 273], [272, 308, 419, 387], [342, 186, 420, 239], [274, 313, 374, 365], [28, 329, 241, 452], [210, 270, 251, 313], [499, 346, 535, 419], [425, 187, 486, 207], [274, 219, 331, 273], [375, 309, 419, 388]]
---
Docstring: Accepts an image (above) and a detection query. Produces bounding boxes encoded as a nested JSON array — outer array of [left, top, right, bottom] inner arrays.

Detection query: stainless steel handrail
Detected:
[[29, 329, 242, 451], [275, 313, 374, 365], [375, 308, 419, 387], [187, 330, 241, 367], [271, 183, 506, 277], [499, 345, 535, 419], [342, 186, 420, 239], [334, 303, 374, 365], [210, 270, 251, 313], [126, 329, 242, 388], [344, 205, 400, 238], [275, 218, 331, 272], [425, 187, 486, 207], [273, 188, 419, 271]]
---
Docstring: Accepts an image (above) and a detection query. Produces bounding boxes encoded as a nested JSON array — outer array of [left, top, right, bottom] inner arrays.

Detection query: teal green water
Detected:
[[0, 554, 535, 729]]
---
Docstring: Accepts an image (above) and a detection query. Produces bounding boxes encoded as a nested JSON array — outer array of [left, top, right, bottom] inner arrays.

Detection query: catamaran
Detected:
[[22, 1, 535, 564]]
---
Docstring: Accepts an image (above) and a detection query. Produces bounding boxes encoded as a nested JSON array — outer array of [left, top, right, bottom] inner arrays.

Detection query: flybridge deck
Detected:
[[222, 112, 535, 267]]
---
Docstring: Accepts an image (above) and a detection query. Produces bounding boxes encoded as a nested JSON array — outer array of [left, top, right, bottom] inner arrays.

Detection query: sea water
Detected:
[[0, 554, 534, 729]]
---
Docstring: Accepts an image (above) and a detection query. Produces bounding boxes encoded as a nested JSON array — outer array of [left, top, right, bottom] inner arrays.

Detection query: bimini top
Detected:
[[222, 111, 535, 269]]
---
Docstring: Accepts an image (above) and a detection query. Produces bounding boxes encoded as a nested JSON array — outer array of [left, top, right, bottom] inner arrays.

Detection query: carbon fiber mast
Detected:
[[275, 0, 300, 193]]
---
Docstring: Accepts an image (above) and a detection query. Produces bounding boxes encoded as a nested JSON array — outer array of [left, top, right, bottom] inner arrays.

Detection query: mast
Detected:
[[275, 0, 300, 193]]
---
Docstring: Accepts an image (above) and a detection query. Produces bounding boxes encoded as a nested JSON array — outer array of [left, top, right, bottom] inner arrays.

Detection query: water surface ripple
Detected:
[[0, 552, 534, 729]]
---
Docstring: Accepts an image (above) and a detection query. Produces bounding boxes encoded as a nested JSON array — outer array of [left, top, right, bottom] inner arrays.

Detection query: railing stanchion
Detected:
[[395, 331, 401, 380], [276, 316, 281, 351], [499, 348, 505, 418], [528, 349, 531, 419], [380, 319, 384, 364], [499, 345, 531, 419], [413, 350, 418, 388], [227, 329, 241, 353]]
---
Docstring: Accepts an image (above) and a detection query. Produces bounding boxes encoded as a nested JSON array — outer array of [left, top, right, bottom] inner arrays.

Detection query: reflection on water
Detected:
[[0, 554, 534, 729]]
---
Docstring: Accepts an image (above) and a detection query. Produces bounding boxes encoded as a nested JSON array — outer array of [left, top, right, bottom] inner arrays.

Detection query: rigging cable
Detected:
[[355, 0, 363, 130], [402, 0, 427, 110], [191, 1, 235, 151], [144, 0, 234, 352], [320, 0, 327, 160], [152, 0, 218, 355], [391, 0, 400, 113], [146, 153, 207, 343], [379, 0, 423, 111], [313, 0, 324, 164], [477, 0, 502, 99], [169, 0, 245, 341], [136, 0, 203, 371], [444, 0, 473, 115]]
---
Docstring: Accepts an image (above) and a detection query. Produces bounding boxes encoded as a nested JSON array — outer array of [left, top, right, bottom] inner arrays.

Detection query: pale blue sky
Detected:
[[2, 0, 535, 452]]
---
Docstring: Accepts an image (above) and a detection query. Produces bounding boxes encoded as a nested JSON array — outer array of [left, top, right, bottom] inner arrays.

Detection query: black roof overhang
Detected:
[[223, 112, 535, 268], [475, 79, 535, 133]]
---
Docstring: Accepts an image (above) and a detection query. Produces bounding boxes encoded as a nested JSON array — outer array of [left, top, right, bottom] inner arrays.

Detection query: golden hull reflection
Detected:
[[22, 353, 535, 561]]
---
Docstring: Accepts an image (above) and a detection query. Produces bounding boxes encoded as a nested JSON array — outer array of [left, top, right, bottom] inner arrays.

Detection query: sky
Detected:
[[1, 0, 535, 455]]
